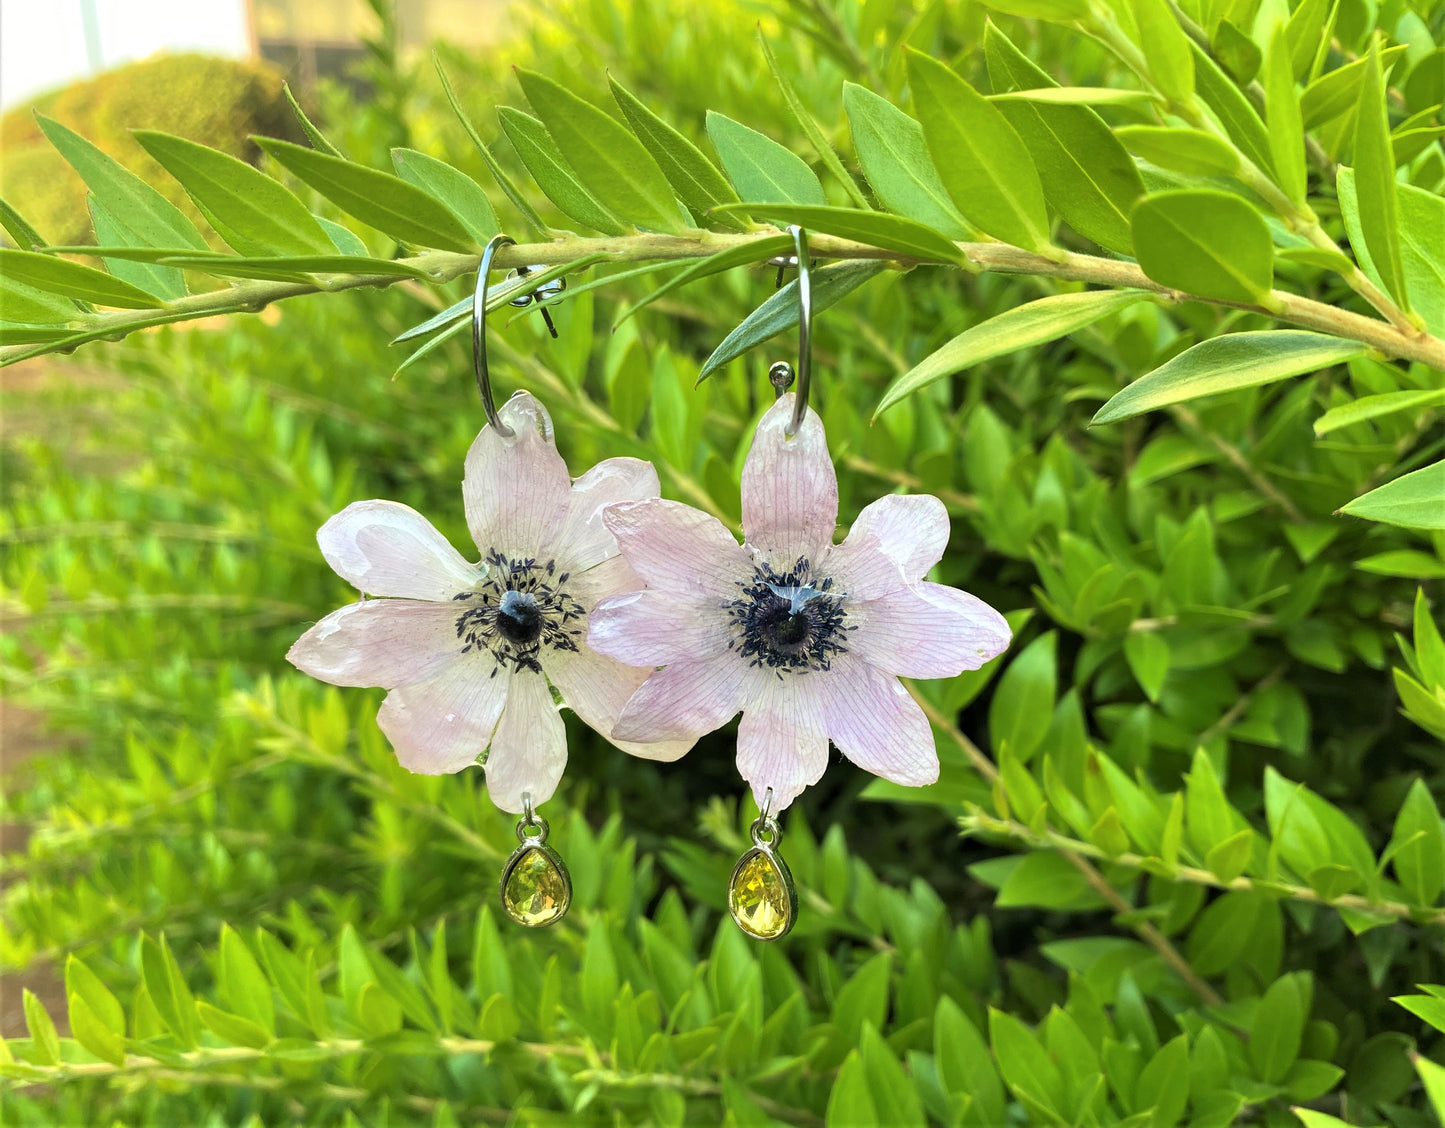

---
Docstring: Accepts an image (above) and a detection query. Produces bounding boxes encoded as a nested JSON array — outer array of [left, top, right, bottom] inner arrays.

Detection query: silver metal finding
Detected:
[[775, 225, 811, 438], [473, 233, 517, 436], [506, 266, 564, 338]]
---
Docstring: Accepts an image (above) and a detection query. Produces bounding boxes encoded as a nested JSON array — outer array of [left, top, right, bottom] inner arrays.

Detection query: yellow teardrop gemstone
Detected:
[[728, 848, 794, 940], [502, 846, 569, 927]]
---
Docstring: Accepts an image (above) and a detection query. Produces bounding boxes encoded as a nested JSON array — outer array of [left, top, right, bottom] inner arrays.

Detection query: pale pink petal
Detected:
[[463, 390, 571, 558], [544, 642, 694, 763], [483, 671, 566, 813], [741, 393, 838, 567], [822, 532, 910, 603], [567, 554, 643, 610], [612, 657, 756, 743], [287, 599, 465, 688], [829, 494, 950, 597], [376, 661, 510, 775], [850, 582, 1011, 678], [818, 656, 937, 787], [604, 499, 751, 599], [586, 589, 732, 667], [317, 500, 478, 600], [735, 674, 829, 813], [544, 456, 660, 573]]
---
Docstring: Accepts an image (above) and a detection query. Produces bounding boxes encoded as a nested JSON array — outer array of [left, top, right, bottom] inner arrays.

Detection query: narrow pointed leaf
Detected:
[[1338, 172, 1445, 336], [614, 235, 793, 327], [317, 216, 368, 256], [1300, 46, 1408, 129], [1130, 0, 1194, 102], [0, 197, 47, 251], [35, 113, 208, 250], [1340, 461, 1445, 530], [0, 249, 164, 308], [1284, 0, 1331, 79], [69, 992, 125, 1066], [497, 107, 629, 235], [515, 68, 681, 233], [1352, 38, 1409, 308], [843, 83, 969, 239], [711, 204, 964, 263], [255, 137, 477, 252], [1115, 126, 1240, 176], [706, 112, 827, 205], [88, 195, 184, 299], [699, 260, 885, 381], [1093, 331, 1365, 423], [905, 49, 1051, 253], [1, 276, 79, 323], [1190, 43, 1276, 175], [1265, 26, 1308, 206], [391, 148, 499, 245], [1313, 389, 1445, 435], [283, 82, 343, 157], [1131, 189, 1274, 303], [878, 289, 1149, 415], [607, 76, 745, 229]]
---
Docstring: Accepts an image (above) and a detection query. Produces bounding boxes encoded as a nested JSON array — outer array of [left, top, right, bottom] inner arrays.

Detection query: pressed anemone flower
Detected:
[[287, 391, 691, 813], [588, 393, 1011, 812]]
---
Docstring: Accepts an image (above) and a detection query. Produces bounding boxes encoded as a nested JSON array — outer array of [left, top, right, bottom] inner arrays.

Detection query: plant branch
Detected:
[[7, 233, 1444, 372]]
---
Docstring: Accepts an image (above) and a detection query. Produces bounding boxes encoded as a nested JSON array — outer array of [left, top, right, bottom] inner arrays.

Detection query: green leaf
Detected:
[[1093, 331, 1364, 424], [196, 1001, 271, 1049], [994, 851, 1109, 910], [0, 197, 48, 250], [257, 929, 311, 1032], [317, 216, 367, 255], [906, 49, 1051, 253], [1389, 779, 1445, 905], [984, 23, 1145, 254], [1264, 767, 1377, 887], [515, 69, 681, 233], [140, 933, 199, 1049], [1130, 189, 1274, 304], [391, 149, 498, 246], [934, 997, 1006, 1123], [1187, 890, 1260, 975], [1134, 1034, 1190, 1128], [989, 631, 1057, 764], [1339, 171, 1445, 337], [1114, 127, 1240, 176], [1284, 0, 1331, 79], [1205, 828, 1255, 883], [827, 1050, 880, 1126], [978, 0, 1090, 18], [64, 956, 124, 1038], [1130, 0, 1194, 103], [1252, 975, 1305, 1083], [843, 83, 969, 239], [706, 112, 827, 206], [88, 195, 184, 299], [68, 991, 125, 1066], [497, 107, 629, 235], [1416, 1055, 1445, 1121], [0, 248, 164, 309], [1313, 388, 1445, 434], [757, 31, 870, 211], [1300, 46, 1408, 130], [282, 81, 343, 157], [134, 130, 333, 257], [1340, 460, 1445, 530], [1214, 20, 1262, 84], [255, 137, 476, 253], [433, 54, 547, 238], [712, 203, 963, 263], [23, 989, 60, 1065], [1264, 26, 1308, 207], [858, 1023, 927, 1125], [159, 253, 433, 281], [35, 113, 208, 251], [1190, 44, 1276, 175], [1355, 550, 1445, 579], [614, 235, 793, 328], [607, 76, 745, 229], [1, 274, 77, 324], [699, 260, 883, 381], [877, 289, 1147, 415], [219, 924, 275, 1037], [989, 1009, 1066, 1114], [1124, 632, 1170, 703], [1352, 38, 1409, 308]]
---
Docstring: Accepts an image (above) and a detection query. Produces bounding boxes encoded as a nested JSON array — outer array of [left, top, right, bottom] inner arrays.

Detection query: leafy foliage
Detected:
[[1, 0, 1443, 1125]]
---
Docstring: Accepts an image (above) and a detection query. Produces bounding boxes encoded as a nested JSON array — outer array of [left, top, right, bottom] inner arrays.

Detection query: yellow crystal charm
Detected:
[[728, 847, 795, 941], [500, 845, 570, 928]]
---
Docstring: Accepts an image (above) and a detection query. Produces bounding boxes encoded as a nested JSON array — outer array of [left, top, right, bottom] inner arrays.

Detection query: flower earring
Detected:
[[288, 234, 692, 928], [588, 227, 1013, 940]]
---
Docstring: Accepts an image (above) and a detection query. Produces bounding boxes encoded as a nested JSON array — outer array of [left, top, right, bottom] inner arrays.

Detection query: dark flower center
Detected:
[[728, 558, 851, 676], [453, 550, 585, 675]]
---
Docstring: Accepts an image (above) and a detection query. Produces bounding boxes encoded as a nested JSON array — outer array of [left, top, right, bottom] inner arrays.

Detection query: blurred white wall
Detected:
[[0, 0, 252, 109]]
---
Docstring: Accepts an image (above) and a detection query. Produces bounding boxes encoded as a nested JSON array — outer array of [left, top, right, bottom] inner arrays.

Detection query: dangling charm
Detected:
[[500, 795, 571, 928], [728, 790, 796, 941]]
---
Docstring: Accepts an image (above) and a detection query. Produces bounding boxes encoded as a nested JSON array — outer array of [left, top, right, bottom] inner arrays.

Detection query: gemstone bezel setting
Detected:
[[727, 840, 796, 941], [499, 820, 572, 928]]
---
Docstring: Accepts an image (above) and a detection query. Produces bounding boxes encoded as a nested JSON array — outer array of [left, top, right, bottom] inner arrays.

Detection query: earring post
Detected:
[[474, 234, 518, 436], [785, 225, 812, 438]]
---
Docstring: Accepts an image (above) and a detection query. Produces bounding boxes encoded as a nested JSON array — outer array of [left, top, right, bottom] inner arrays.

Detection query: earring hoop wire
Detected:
[[784, 225, 812, 438], [473, 233, 517, 436]]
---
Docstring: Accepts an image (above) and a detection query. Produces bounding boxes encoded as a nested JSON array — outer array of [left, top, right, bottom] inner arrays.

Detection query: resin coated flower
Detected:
[[288, 391, 690, 813], [588, 393, 1011, 812]]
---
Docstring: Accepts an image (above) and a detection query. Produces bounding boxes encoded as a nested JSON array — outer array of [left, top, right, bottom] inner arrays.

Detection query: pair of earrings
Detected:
[[287, 228, 1012, 939]]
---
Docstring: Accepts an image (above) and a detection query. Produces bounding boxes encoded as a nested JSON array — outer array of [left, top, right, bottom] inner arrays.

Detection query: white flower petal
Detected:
[[604, 498, 751, 599], [286, 599, 465, 687], [483, 671, 566, 813], [586, 589, 732, 667], [735, 674, 829, 813], [463, 390, 572, 559], [818, 656, 937, 787], [850, 581, 1012, 678], [612, 657, 755, 744], [376, 660, 510, 775], [317, 500, 478, 600], [545, 456, 659, 573], [545, 642, 694, 763], [828, 493, 950, 599], [741, 393, 838, 567], [567, 553, 643, 610]]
